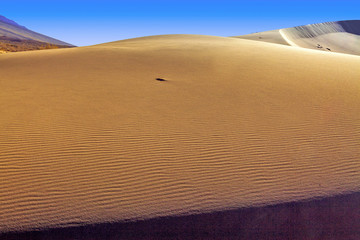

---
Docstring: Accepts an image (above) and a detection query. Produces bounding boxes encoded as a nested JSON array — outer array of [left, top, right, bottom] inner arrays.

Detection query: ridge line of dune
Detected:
[[0, 33, 360, 232], [278, 29, 300, 47], [235, 20, 360, 55]]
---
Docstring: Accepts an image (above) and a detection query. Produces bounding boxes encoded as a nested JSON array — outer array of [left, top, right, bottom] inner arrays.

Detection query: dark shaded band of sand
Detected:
[[1, 191, 360, 240]]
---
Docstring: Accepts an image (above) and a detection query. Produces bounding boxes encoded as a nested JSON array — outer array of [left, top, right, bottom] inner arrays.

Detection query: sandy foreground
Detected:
[[1, 34, 360, 237]]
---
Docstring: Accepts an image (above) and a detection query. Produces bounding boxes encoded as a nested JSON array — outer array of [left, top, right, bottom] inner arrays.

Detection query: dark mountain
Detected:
[[0, 15, 75, 52]]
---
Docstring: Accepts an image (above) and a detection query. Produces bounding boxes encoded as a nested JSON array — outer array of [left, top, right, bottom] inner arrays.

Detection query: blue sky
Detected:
[[1, 0, 359, 46]]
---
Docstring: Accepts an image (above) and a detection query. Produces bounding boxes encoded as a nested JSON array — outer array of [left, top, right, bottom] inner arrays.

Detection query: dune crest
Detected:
[[236, 20, 360, 55], [1, 34, 360, 232]]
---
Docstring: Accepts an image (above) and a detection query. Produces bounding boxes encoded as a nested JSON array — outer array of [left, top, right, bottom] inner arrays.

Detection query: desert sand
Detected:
[[236, 20, 360, 55], [0, 34, 360, 237]]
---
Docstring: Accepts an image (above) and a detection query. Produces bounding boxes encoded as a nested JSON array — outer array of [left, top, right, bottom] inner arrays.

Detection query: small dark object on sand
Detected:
[[326, 48, 331, 51], [156, 78, 167, 82]]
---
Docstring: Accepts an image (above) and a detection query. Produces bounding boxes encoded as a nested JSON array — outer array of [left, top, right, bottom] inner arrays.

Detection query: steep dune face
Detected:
[[235, 20, 360, 55], [0, 15, 74, 48], [1, 35, 360, 232]]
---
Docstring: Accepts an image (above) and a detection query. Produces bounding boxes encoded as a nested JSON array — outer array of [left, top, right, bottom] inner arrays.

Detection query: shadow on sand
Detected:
[[1, 191, 360, 240]]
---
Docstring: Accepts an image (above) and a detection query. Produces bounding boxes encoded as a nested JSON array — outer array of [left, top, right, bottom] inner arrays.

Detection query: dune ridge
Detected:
[[235, 20, 360, 55], [0, 34, 360, 232]]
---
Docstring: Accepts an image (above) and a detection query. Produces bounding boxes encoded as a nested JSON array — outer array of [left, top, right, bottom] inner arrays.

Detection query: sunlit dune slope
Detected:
[[235, 20, 360, 55], [234, 29, 290, 45], [1, 34, 360, 232]]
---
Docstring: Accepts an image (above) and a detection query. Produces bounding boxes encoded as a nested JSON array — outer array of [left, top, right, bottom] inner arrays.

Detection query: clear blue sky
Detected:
[[1, 0, 359, 46]]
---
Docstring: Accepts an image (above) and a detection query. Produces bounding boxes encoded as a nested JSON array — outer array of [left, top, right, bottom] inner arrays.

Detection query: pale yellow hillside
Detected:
[[234, 20, 360, 55], [0, 34, 360, 232], [233, 29, 290, 45]]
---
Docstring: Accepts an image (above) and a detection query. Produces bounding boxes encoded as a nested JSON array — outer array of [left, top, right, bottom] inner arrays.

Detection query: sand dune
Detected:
[[1, 34, 360, 233], [236, 20, 360, 55]]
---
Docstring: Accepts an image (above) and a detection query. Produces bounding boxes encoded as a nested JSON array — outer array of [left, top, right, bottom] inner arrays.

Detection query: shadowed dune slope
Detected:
[[2, 192, 360, 240], [235, 20, 360, 55], [0, 34, 360, 232]]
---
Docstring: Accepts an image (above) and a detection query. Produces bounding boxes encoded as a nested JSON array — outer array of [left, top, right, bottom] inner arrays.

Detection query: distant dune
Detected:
[[1, 31, 360, 238], [235, 20, 360, 55], [0, 15, 74, 52]]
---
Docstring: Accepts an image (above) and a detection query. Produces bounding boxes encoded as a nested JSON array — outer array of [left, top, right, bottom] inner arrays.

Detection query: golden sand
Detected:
[[0, 34, 360, 232]]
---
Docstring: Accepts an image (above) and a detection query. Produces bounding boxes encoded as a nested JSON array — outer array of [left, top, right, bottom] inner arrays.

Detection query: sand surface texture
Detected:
[[1, 34, 360, 232], [236, 20, 360, 55]]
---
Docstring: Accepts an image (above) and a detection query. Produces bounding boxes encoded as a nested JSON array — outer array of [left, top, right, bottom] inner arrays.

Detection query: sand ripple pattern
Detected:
[[1, 34, 360, 232]]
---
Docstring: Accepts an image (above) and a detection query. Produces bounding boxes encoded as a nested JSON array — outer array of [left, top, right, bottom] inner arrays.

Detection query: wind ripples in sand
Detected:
[[1, 34, 360, 232]]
